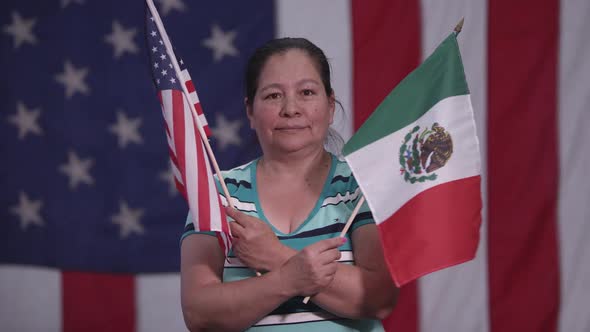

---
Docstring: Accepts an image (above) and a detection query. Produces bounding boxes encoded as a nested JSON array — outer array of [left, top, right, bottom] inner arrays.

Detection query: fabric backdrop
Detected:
[[1, 0, 588, 331]]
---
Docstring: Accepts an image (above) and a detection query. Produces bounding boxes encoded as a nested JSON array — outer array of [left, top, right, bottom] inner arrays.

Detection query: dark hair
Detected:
[[244, 37, 333, 106]]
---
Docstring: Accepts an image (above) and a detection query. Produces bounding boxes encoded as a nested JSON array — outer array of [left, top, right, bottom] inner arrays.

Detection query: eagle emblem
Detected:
[[399, 123, 453, 183]]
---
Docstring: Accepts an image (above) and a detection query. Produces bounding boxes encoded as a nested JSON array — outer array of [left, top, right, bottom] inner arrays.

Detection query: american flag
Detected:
[[1, 0, 267, 330], [1, 0, 589, 332], [145, 4, 228, 253]]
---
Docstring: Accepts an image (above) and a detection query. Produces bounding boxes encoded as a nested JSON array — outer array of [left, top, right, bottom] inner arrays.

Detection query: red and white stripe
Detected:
[[2, 1, 588, 331], [158, 89, 226, 237], [180, 68, 212, 137]]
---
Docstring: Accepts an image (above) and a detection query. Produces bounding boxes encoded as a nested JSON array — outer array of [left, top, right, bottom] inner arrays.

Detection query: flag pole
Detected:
[[145, 0, 234, 209], [302, 195, 366, 304], [454, 17, 465, 35]]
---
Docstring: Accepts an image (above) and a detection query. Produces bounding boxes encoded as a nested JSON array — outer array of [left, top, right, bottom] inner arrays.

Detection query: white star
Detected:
[[154, 62, 159, 68], [2, 11, 37, 49], [59, 150, 95, 190], [159, 162, 179, 197], [202, 24, 239, 62], [150, 30, 157, 37], [10, 191, 44, 230], [104, 21, 139, 59], [111, 201, 145, 238], [170, 77, 176, 84], [55, 60, 90, 99], [7, 102, 43, 140], [109, 110, 143, 149], [211, 114, 242, 150], [155, 0, 186, 15], [161, 69, 167, 76], [61, 0, 84, 8]]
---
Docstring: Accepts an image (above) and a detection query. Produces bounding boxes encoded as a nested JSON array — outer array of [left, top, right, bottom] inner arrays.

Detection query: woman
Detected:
[[180, 38, 398, 332]]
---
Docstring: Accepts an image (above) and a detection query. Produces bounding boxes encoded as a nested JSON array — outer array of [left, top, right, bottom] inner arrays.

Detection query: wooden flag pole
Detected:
[[146, 0, 234, 210], [302, 195, 366, 304], [454, 17, 465, 35]]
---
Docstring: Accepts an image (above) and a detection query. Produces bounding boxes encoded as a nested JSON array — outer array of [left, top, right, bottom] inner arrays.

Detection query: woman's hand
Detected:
[[279, 237, 345, 297], [226, 207, 289, 272]]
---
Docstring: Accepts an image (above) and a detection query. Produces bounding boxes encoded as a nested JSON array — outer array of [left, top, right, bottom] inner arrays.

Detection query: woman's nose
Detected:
[[279, 95, 301, 117]]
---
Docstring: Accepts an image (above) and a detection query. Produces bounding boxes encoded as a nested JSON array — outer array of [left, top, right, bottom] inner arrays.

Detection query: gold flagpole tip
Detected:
[[454, 18, 465, 34]]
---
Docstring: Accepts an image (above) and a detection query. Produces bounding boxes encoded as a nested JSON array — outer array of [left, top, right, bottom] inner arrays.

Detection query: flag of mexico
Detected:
[[343, 31, 482, 287]]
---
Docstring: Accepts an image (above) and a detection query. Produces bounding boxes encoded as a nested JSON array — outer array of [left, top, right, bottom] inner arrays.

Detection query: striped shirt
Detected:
[[182, 154, 384, 331]]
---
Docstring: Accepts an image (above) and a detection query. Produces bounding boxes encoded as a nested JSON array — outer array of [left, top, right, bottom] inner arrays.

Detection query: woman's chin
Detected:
[[272, 139, 321, 154]]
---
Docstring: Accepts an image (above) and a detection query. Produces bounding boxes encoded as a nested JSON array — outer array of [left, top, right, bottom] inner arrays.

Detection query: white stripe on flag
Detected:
[[418, 1, 490, 331], [136, 274, 185, 332], [558, 0, 590, 331], [275, 0, 353, 140], [204, 143, 222, 231], [198, 113, 207, 128], [171, 161, 183, 185], [180, 69, 203, 112], [188, 91, 198, 104], [160, 91, 177, 156], [182, 93, 201, 230], [0, 266, 61, 332]]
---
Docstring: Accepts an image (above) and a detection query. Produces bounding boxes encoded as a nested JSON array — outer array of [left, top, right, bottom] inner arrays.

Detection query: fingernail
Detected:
[[340, 237, 347, 244]]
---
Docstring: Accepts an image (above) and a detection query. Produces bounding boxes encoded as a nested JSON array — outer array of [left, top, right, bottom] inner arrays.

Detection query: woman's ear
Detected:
[[245, 97, 255, 129], [329, 93, 336, 125]]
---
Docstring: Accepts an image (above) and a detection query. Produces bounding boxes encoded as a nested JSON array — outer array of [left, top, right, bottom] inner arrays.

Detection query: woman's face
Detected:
[[247, 49, 335, 156]]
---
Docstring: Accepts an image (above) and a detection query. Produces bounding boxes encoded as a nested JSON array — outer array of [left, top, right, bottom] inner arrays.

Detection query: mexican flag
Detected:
[[343, 31, 482, 287]]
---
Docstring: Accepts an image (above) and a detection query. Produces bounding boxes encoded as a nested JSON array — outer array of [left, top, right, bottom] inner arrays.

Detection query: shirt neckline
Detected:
[[251, 153, 337, 236]]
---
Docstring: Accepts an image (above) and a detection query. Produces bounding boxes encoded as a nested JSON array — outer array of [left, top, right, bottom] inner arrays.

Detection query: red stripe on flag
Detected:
[[377, 177, 482, 286], [381, 281, 419, 332], [194, 122, 211, 231], [488, 2, 560, 332], [185, 79, 195, 93], [194, 103, 212, 137], [352, 0, 421, 331], [351, 0, 422, 130], [62, 272, 135, 332], [171, 90, 188, 196]]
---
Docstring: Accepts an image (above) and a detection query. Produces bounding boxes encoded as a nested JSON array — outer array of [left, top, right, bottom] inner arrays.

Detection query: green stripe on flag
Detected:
[[343, 33, 469, 156]]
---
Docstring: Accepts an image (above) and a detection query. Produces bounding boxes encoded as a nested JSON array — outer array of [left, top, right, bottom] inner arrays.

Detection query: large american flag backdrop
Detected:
[[1, 1, 588, 331]]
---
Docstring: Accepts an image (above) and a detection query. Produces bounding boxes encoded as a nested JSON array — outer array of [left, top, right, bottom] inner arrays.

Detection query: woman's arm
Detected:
[[310, 224, 399, 319], [180, 233, 344, 332], [227, 208, 398, 320]]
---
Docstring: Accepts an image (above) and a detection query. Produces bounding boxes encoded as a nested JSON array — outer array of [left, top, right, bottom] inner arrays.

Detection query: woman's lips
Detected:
[[275, 126, 307, 130]]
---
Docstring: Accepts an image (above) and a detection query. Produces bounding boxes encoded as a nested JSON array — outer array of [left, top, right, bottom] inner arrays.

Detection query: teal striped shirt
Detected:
[[182, 154, 384, 332]]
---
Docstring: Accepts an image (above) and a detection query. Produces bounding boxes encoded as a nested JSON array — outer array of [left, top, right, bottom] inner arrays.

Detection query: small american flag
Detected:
[[145, 7, 229, 253]]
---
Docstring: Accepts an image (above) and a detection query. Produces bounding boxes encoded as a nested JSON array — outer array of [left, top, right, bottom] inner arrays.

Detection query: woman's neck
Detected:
[[258, 147, 331, 180]]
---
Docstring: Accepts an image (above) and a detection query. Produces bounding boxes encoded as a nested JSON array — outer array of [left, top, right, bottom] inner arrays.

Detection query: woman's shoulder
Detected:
[[326, 154, 362, 196], [214, 159, 257, 182], [213, 158, 258, 197], [331, 154, 357, 182]]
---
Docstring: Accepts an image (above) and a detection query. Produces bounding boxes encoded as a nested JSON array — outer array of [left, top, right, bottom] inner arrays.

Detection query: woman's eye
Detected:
[[302, 89, 315, 96], [265, 92, 281, 100]]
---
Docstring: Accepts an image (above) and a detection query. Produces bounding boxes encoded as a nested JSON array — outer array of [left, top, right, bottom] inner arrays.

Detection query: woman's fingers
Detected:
[[229, 220, 245, 238]]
